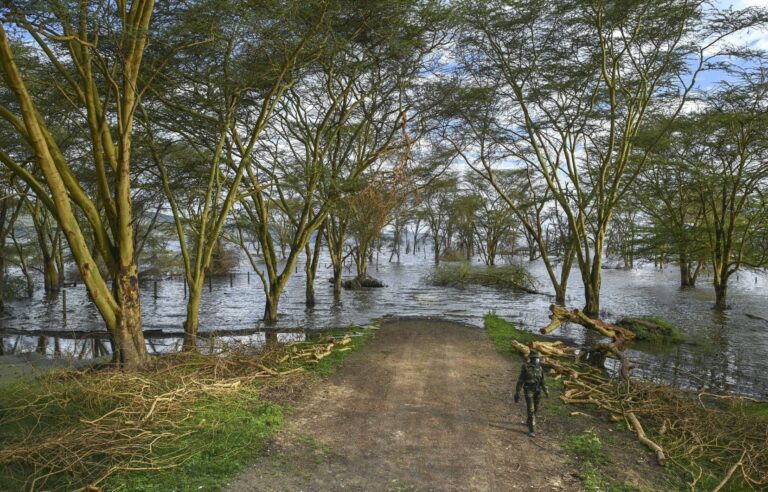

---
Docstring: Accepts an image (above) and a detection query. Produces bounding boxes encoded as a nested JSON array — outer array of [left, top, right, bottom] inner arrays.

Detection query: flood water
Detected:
[[1, 248, 767, 398]]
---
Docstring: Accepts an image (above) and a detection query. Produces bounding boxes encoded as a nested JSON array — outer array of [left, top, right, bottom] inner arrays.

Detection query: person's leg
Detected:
[[533, 390, 541, 416], [524, 388, 536, 435]]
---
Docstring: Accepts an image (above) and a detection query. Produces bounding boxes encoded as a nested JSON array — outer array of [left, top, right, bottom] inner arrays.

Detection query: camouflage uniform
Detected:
[[514, 354, 548, 436]]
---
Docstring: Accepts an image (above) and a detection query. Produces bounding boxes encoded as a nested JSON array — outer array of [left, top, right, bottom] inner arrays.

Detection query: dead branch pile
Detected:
[[511, 307, 768, 490], [0, 334, 353, 491]]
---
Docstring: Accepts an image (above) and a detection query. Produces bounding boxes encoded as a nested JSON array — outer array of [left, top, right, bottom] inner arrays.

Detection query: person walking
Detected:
[[514, 350, 549, 437]]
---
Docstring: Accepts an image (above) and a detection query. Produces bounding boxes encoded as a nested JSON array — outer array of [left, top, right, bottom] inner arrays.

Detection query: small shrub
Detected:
[[616, 316, 683, 343], [428, 263, 535, 291]]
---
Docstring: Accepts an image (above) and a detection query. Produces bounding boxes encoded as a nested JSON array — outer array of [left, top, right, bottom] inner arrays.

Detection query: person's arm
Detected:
[[514, 365, 526, 401], [540, 369, 549, 397]]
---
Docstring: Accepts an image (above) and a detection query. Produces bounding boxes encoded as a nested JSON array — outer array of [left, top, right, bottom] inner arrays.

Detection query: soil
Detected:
[[227, 319, 671, 491]]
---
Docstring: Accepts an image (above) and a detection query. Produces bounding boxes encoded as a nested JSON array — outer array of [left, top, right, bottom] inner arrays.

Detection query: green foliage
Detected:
[[429, 264, 535, 291], [616, 316, 684, 343]]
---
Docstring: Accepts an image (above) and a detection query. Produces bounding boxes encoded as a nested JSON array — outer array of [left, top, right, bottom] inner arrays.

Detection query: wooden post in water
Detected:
[[153, 281, 158, 300], [183, 278, 187, 298], [209, 275, 212, 292], [230, 273, 233, 287], [247, 271, 250, 284], [62, 289, 67, 325]]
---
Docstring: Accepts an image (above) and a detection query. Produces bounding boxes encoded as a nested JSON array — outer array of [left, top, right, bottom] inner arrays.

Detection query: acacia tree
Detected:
[[238, 70, 406, 321], [0, 174, 24, 311], [465, 173, 517, 266], [634, 119, 710, 287], [236, 0, 443, 322], [457, 0, 765, 314], [346, 161, 414, 281], [691, 73, 768, 309], [420, 175, 458, 266], [26, 195, 64, 291], [140, 0, 328, 349], [441, 84, 575, 300], [0, 2, 162, 366], [605, 205, 640, 269]]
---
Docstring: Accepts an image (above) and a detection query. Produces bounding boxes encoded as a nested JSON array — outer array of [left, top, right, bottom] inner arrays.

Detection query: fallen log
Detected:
[[540, 304, 635, 341], [531, 340, 577, 357], [510, 340, 530, 356]]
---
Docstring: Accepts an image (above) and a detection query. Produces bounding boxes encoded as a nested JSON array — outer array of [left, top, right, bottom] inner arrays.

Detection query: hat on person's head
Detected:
[[529, 350, 540, 359]]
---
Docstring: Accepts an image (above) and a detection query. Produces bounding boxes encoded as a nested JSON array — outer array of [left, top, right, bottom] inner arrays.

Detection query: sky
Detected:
[[724, 0, 768, 52], [685, 0, 768, 91]]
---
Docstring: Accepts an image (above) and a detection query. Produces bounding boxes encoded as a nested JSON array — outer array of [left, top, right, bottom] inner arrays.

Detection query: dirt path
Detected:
[[227, 319, 580, 491]]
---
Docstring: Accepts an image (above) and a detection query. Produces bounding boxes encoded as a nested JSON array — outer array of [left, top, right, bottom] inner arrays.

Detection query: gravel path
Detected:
[[226, 318, 579, 491]]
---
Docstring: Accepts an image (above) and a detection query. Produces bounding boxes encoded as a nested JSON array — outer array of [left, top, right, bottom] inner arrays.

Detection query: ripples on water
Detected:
[[1, 251, 767, 397]]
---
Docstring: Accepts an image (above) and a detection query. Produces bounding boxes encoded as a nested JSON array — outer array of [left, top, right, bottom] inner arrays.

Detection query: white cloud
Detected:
[[714, 0, 768, 52]]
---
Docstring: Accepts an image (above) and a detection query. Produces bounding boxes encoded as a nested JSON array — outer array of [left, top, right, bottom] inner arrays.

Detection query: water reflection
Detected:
[[1, 252, 767, 397]]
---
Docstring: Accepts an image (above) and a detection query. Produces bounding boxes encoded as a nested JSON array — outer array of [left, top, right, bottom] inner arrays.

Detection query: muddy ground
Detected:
[[227, 319, 671, 491]]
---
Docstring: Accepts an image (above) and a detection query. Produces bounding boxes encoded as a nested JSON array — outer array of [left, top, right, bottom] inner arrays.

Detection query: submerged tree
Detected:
[[465, 173, 517, 266], [142, 0, 330, 349], [236, 0, 444, 322], [634, 118, 710, 287], [691, 71, 768, 309], [457, 0, 766, 314]]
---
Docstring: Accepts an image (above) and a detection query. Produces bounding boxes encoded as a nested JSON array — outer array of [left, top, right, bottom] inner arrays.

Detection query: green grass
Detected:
[[564, 428, 610, 465], [105, 398, 283, 492], [616, 316, 683, 343], [0, 328, 369, 492], [564, 429, 645, 492], [484, 312, 543, 347]]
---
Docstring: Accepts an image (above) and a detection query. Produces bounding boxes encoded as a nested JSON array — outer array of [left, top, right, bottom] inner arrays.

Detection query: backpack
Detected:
[[522, 363, 543, 387]]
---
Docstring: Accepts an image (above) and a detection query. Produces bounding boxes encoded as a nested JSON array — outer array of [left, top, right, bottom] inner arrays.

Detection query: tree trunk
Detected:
[[43, 254, 60, 291], [554, 285, 566, 305], [0, 253, 5, 313], [714, 281, 728, 310], [264, 289, 280, 324], [582, 234, 604, 316], [113, 264, 150, 367], [182, 282, 202, 351], [305, 244, 316, 308], [356, 250, 368, 279], [583, 260, 602, 316], [679, 252, 692, 288], [36, 336, 47, 355], [332, 263, 343, 302], [305, 227, 323, 308], [354, 236, 372, 280]]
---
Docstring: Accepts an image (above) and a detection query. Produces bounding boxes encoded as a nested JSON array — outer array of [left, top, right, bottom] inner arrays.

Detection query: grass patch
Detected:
[[484, 312, 543, 347], [429, 263, 536, 292], [564, 428, 610, 465], [563, 429, 644, 492], [0, 328, 369, 491], [616, 316, 683, 343]]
